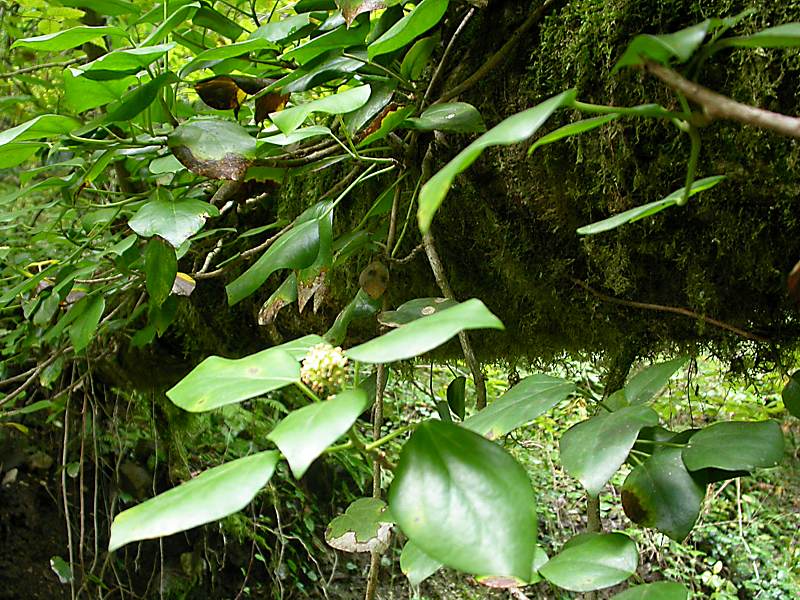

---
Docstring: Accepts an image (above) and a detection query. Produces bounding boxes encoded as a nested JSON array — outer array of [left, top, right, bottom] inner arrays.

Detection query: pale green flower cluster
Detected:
[[300, 342, 348, 396]]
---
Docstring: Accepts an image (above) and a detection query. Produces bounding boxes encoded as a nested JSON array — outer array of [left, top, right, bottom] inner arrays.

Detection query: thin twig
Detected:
[[388, 243, 424, 265], [644, 59, 800, 138], [423, 8, 476, 106], [437, 0, 564, 103], [0, 56, 83, 80], [572, 278, 769, 342]]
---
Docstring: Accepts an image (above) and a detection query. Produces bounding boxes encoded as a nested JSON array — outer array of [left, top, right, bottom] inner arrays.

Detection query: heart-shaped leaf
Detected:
[[169, 118, 257, 181], [129, 191, 219, 248], [325, 497, 393, 553], [368, 0, 448, 59], [268, 389, 371, 478], [388, 421, 537, 582], [166, 348, 300, 412], [560, 405, 659, 496], [611, 582, 690, 600], [621, 446, 705, 541], [346, 299, 504, 363], [464, 374, 575, 439], [109, 451, 278, 551], [682, 420, 784, 472], [539, 533, 638, 592], [418, 89, 575, 233]]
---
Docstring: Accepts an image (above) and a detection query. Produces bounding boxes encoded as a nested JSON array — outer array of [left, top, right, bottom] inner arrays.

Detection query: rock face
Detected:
[[162, 0, 800, 376]]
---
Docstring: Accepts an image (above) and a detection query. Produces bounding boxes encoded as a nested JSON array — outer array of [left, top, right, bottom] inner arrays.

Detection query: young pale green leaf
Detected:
[[251, 13, 311, 42], [258, 126, 332, 150], [73, 43, 175, 80], [613, 20, 711, 72], [576, 175, 726, 235], [68, 295, 105, 352], [129, 193, 219, 248], [61, 0, 138, 16], [109, 451, 279, 551], [167, 348, 300, 412], [539, 533, 638, 592], [782, 371, 800, 418], [11, 25, 127, 51], [343, 79, 395, 135], [368, 0, 448, 59], [612, 582, 689, 600], [400, 34, 438, 81], [464, 374, 576, 440], [418, 89, 575, 233], [268, 389, 371, 478], [325, 497, 393, 553], [346, 299, 504, 363], [105, 72, 177, 123], [388, 421, 537, 582], [401, 541, 443, 587], [226, 219, 322, 305], [0, 143, 44, 169], [718, 23, 800, 50], [144, 238, 177, 307], [404, 102, 486, 134], [529, 113, 620, 155], [682, 420, 784, 472], [624, 356, 688, 405], [271, 85, 372, 134], [621, 446, 704, 541], [0, 115, 81, 148], [446, 376, 466, 420], [168, 118, 257, 181], [64, 69, 132, 113], [281, 17, 369, 65], [560, 405, 659, 497], [140, 3, 199, 46]]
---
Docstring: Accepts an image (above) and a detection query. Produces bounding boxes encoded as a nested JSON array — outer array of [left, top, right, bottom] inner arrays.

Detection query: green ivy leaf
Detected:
[[346, 299, 504, 363], [144, 238, 177, 307], [621, 446, 705, 541], [73, 43, 175, 80], [0, 115, 81, 148], [400, 34, 438, 81], [271, 84, 372, 134], [129, 191, 219, 248], [268, 389, 371, 478], [625, 356, 688, 405], [105, 72, 177, 123], [109, 451, 279, 551], [400, 541, 442, 586], [418, 89, 575, 233], [464, 374, 576, 440], [682, 420, 784, 472], [446, 376, 466, 420], [166, 347, 300, 412], [611, 582, 690, 600], [11, 25, 127, 51], [377, 297, 458, 327], [576, 175, 726, 235], [282, 17, 370, 65], [368, 0, 448, 59], [560, 405, 659, 496], [68, 295, 105, 352], [168, 118, 257, 181], [404, 102, 486, 133], [325, 497, 393, 553], [324, 288, 381, 345], [388, 421, 537, 582], [539, 533, 638, 592]]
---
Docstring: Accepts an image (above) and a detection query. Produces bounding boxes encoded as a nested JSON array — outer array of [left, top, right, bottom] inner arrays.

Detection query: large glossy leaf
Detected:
[[447, 376, 466, 420], [144, 238, 177, 307], [622, 447, 705, 541], [166, 348, 300, 412], [279, 51, 367, 94], [109, 451, 278, 551], [368, 0, 448, 59], [69, 295, 105, 352], [325, 497, 393, 553], [11, 25, 127, 51], [105, 72, 177, 123], [401, 541, 442, 586], [577, 175, 726, 235], [282, 17, 369, 65], [325, 288, 381, 345], [405, 102, 486, 133], [64, 69, 132, 113], [271, 85, 371, 134], [169, 118, 256, 181], [193, 6, 243, 40], [267, 389, 371, 478], [682, 420, 784, 472], [73, 43, 175, 80], [343, 79, 395, 134], [614, 20, 711, 71], [464, 374, 575, 440], [612, 582, 690, 600], [782, 371, 800, 418], [560, 405, 659, 496], [418, 90, 575, 233], [226, 219, 322, 306], [0, 115, 80, 148], [346, 299, 504, 363], [179, 38, 276, 78], [719, 23, 800, 49], [140, 2, 199, 46], [539, 533, 638, 592], [388, 421, 537, 581], [625, 356, 688, 405], [129, 192, 219, 248], [400, 34, 438, 81], [378, 297, 458, 327]]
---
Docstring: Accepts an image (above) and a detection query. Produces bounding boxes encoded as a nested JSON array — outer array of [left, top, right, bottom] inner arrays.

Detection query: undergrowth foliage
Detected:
[[1, 0, 800, 598]]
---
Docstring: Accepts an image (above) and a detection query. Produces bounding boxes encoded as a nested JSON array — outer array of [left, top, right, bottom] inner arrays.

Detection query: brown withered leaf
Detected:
[[336, 0, 386, 26], [255, 92, 290, 124], [194, 76, 246, 116], [168, 118, 257, 181], [171, 146, 251, 181], [297, 270, 327, 313]]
